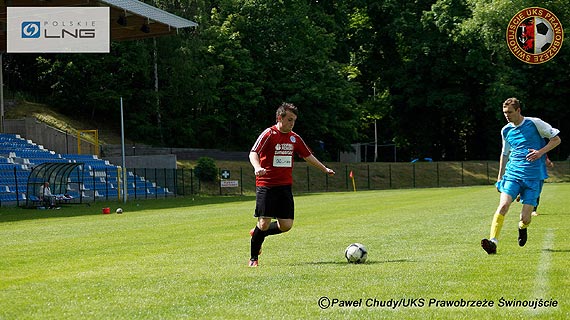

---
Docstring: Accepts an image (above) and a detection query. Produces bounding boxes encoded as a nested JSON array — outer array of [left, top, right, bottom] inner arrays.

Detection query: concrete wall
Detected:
[[4, 118, 97, 155], [3, 118, 176, 169], [339, 143, 361, 163], [102, 144, 249, 162], [105, 154, 177, 169], [5, 117, 249, 166]]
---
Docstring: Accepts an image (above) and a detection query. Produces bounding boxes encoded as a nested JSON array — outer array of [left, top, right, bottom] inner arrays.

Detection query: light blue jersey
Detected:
[[501, 117, 559, 181]]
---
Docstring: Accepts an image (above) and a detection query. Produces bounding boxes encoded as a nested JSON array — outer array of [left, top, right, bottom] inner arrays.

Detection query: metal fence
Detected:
[[131, 161, 570, 195], [214, 161, 570, 194], [2, 161, 569, 207]]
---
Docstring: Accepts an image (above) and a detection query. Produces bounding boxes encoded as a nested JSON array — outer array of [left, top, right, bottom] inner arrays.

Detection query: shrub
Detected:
[[194, 157, 217, 182]]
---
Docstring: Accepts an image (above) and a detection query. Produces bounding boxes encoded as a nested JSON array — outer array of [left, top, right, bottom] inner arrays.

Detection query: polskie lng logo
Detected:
[[506, 7, 563, 64], [21, 21, 41, 38], [7, 7, 109, 53]]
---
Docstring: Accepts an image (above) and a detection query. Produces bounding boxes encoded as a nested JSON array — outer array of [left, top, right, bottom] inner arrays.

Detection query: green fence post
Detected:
[[307, 166, 310, 192], [486, 162, 490, 185], [389, 164, 392, 189], [345, 165, 349, 190], [413, 163, 416, 188], [436, 162, 440, 187], [461, 162, 464, 186], [367, 165, 370, 190]]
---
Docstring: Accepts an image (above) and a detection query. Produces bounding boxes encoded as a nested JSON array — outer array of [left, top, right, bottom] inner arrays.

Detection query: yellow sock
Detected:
[[490, 213, 505, 240], [519, 220, 530, 229]]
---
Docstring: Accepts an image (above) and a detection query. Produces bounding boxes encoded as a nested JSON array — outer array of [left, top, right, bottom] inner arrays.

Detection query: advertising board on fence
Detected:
[[7, 7, 110, 53], [220, 180, 239, 188]]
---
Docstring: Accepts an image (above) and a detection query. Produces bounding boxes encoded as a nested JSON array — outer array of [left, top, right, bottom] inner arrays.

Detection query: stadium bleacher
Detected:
[[0, 133, 172, 207]]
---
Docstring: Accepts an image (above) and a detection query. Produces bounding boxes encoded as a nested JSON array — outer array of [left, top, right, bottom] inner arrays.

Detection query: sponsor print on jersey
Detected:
[[273, 155, 293, 167], [275, 143, 293, 151]]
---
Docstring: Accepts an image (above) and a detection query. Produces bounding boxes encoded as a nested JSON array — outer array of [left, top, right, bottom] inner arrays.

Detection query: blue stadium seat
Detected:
[[0, 133, 171, 204]]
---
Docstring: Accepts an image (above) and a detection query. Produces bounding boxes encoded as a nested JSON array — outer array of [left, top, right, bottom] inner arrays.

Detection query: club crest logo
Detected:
[[506, 7, 563, 64]]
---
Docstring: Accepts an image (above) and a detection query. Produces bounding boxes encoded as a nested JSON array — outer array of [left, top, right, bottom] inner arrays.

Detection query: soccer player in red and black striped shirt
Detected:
[[248, 102, 335, 267]]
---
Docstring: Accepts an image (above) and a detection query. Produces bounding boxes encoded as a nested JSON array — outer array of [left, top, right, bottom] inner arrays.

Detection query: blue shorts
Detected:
[[496, 179, 543, 207]]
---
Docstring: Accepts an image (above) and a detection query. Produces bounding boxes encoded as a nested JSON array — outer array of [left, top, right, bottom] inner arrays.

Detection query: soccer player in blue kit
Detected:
[[481, 97, 561, 254]]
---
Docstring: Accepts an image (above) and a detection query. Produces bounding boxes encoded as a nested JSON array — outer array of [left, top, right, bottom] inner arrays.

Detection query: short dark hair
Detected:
[[503, 97, 521, 110], [276, 102, 298, 121]]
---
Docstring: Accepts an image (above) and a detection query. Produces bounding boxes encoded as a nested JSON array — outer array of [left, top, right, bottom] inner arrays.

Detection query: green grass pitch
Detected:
[[1, 183, 569, 319]]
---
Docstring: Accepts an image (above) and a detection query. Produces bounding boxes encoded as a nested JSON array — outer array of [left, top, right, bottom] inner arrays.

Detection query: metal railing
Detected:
[[1, 161, 569, 207]]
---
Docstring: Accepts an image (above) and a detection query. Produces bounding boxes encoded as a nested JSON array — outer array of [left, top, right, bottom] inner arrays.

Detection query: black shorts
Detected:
[[254, 185, 294, 219]]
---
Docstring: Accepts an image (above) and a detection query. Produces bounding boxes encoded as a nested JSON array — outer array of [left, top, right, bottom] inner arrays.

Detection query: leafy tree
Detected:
[[4, 0, 569, 161], [214, 0, 360, 158], [458, 0, 570, 160]]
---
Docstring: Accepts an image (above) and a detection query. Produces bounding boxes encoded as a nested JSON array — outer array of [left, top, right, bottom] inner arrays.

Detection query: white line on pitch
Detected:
[[530, 228, 554, 314]]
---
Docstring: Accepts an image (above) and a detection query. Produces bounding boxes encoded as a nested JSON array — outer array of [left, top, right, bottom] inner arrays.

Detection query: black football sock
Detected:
[[265, 221, 283, 236], [250, 226, 265, 260]]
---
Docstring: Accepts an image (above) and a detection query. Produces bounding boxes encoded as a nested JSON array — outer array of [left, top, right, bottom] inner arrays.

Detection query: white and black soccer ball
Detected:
[[116, 207, 123, 214], [345, 243, 368, 263], [534, 18, 553, 53]]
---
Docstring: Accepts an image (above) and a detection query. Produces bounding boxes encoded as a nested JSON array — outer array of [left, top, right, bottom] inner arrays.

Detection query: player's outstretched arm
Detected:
[[304, 154, 335, 176]]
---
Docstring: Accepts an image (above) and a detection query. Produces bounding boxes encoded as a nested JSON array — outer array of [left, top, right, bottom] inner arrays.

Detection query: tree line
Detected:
[[4, 0, 569, 161]]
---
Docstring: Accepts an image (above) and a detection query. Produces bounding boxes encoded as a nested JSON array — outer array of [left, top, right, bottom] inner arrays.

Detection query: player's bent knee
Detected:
[[277, 220, 293, 232], [498, 203, 511, 215], [521, 215, 532, 225], [257, 219, 272, 231]]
